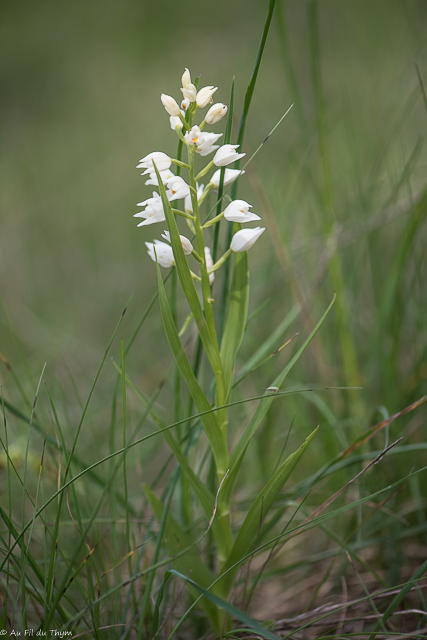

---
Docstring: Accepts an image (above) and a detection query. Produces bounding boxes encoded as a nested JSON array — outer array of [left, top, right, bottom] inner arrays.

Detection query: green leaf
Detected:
[[168, 569, 282, 640], [144, 486, 221, 630], [217, 427, 318, 597], [152, 571, 172, 636], [125, 373, 233, 561], [220, 250, 249, 401], [155, 257, 229, 477], [221, 294, 335, 508]]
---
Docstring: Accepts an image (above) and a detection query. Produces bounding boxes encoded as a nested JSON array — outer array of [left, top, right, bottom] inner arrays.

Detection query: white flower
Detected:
[[205, 246, 215, 284], [205, 103, 228, 124], [180, 98, 190, 111], [196, 132, 223, 156], [170, 111, 184, 130], [165, 175, 190, 201], [161, 93, 181, 116], [196, 86, 218, 108], [145, 240, 175, 267], [181, 68, 197, 103], [223, 200, 261, 223], [184, 125, 204, 147], [134, 192, 165, 226], [161, 230, 193, 255], [210, 168, 244, 187], [145, 169, 175, 187], [137, 151, 171, 174], [213, 144, 245, 167], [185, 182, 204, 213], [230, 227, 265, 252], [184, 126, 222, 155]]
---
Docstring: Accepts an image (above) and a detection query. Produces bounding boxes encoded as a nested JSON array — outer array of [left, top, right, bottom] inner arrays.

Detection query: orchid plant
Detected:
[[133, 68, 323, 633]]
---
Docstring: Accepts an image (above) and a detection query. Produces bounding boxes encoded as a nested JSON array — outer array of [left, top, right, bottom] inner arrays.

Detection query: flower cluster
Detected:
[[134, 68, 265, 283]]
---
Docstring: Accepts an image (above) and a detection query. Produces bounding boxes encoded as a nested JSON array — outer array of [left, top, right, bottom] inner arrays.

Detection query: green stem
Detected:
[[174, 127, 187, 144], [191, 249, 204, 264], [188, 147, 228, 470], [171, 159, 190, 170], [195, 160, 214, 182], [171, 208, 195, 221], [178, 112, 189, 131], [198, 183, 213, 206], [210, 248, 232, 273], [190, 270, 201, 282], [188, 149, 219, 352], [201, 211, 225, 229]]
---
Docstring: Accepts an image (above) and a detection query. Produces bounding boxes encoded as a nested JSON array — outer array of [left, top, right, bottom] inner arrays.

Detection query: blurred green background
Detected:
[[1, 0, 427, 425]]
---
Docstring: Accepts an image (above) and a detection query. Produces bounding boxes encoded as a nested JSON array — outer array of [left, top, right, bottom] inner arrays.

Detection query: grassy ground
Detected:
[[1, 0, 427, 637]]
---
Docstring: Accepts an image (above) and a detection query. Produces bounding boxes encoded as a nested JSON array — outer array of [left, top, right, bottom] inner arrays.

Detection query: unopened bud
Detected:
[[161, 93, 181, 116], [196, 86, 218, 108], [205, 103, 228, 124]]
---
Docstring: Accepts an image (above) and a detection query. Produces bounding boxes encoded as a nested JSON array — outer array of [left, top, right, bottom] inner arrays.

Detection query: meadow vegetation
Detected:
[[1, 1, 427, 637]]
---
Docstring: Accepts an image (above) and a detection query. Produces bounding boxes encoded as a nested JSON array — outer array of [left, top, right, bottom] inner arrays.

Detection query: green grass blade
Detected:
[[122, 369, 233, 560], [167, 569, 282, 640], [151, 571, 172, 637], [144, 485, 221, 631], [220, 250, 249, 401], [235, 0, 278, 154], [233, 303, 300, 386], [218, 427, 318, 597], [369, 556, 427, 640], [222, 294, 335, 507]]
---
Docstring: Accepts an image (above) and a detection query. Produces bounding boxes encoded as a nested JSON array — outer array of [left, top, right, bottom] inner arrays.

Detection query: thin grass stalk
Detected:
[[137, 469, 182, 637], [19, 364, 46, 629], [121, 340, 132, 587], [1, 390, 12, 628]]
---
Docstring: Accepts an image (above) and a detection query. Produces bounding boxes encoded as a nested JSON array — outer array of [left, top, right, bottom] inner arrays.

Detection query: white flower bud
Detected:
[[196, 86, 218, 108], [181, 98, 190, 111], [181, 84, 197, 102], [161, 230, 193, 255], [224, 200, 261, 223], [170, 114, 184, 130], [205, 103, 228, 124], [145, 240, 175, 267], [213, 144, 246, 167], [161, 93, 181, 116], [181, 68, 191, 88], [210, 168, 244, 188], [230, 227, 265, 253], [180, 68, 197, 102]]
